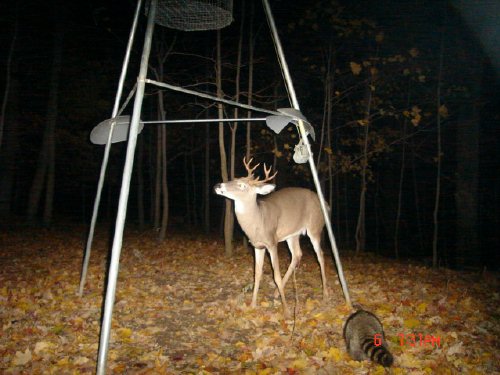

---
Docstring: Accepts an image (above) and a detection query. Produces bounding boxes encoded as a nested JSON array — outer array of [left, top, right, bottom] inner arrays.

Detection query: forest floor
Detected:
[[0, 226, 499, 374]]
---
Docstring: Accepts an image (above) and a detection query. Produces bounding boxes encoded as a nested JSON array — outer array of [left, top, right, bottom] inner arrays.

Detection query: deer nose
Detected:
[[213, 183, 224, 194]]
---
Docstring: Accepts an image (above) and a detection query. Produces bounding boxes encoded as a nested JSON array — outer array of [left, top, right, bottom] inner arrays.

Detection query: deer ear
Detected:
[[255, 184, 275, 195]]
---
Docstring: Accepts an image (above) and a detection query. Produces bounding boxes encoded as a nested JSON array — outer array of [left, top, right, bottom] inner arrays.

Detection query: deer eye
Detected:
[[237, 182, 247, 190]]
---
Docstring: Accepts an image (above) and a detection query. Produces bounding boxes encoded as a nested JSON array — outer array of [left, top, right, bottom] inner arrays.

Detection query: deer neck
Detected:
[[234, 199, 269, 247]]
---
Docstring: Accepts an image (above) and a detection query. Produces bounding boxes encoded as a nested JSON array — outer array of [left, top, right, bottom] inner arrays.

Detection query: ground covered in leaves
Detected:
[[1, 226, 499, 374]]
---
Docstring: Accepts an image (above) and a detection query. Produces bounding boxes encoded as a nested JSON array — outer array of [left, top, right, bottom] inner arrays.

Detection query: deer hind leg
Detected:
[[268, 245, 290, 317], [309, 231, 329, 299], [274, 236, 302, 299], [251, 248, 265, 308]]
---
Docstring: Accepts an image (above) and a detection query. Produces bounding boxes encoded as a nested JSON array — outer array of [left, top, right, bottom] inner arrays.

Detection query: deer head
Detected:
[[214, 157, 277, 204]]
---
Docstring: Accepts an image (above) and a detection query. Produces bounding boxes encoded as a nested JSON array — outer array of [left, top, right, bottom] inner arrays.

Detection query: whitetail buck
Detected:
[[214, 157, 328, 317]]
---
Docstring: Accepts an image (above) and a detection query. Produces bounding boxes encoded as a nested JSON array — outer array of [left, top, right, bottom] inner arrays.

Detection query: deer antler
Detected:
[[243, 157, 277, 185], [243, 157, 260, 179], [262, 163, 278, 183]]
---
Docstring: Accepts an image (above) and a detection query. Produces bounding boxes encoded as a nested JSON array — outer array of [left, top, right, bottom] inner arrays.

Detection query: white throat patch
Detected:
[[234, 200, 247, 214]]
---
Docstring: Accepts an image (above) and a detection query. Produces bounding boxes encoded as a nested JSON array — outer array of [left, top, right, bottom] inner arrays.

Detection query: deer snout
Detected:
[[214, 183, 225, 195]]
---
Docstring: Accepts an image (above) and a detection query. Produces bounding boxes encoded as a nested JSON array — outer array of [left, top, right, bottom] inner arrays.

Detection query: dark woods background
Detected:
[[0, 0, 498, 269]]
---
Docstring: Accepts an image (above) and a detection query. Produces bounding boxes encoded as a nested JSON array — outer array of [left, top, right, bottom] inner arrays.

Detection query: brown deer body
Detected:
[[214, 158, 328, 317]]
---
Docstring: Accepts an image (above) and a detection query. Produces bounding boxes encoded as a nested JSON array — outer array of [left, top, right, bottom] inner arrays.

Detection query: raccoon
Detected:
[[343, 309, 394, 367]]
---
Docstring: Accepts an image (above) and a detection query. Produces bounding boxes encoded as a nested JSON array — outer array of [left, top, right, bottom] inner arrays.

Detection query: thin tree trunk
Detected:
[[203, 122, 210, 233], [355, 86, 372, 253], [0, 40, 19, 217], [184, 154, 191, 226], [411, 138, 424, 254], [191, 136, 198, 226], [156, 48, 169, 240], [317, 43, 334, 171], [245, 0, 254, 159], [432, 17, 445, 268], [158, 117, 169, 241], [43, 129, 55, 226], [243, 1, 254, 249], [137, 135, 145, 229], [152, 35, 174, 232], [343, 176, 350, 248], [394, 84, 411, 258], [0, 8, 18, 152], [27, 15, 63, 224], [217, 30, 233, 257], [394, 125, 406, 259], [374, 172, 380, 253], [148, 128, 155, 224]]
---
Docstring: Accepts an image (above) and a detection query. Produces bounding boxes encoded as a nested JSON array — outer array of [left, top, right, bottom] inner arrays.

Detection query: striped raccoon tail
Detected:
[[362, 337, 394, 367]]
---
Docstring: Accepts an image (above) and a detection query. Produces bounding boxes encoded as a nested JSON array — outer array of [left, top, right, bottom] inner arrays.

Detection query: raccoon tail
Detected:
[[361, 338, 394, 367]]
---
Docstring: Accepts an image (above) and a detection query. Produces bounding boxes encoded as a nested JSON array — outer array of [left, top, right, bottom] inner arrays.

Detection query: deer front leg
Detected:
[[268, 246, 290, 318], [251, 248, 265, 308]]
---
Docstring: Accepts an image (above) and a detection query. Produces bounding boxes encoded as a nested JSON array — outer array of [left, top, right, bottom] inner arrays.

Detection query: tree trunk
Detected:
[[184, 154, 191, 226], [411, 138, 424, 254], [203, 122, 210, 234], [190, 137, 198, 226], [455, 80, 480, 269], [243, 1, 254, 250], [245, 0, 254, 159], [137, 135, 145, 229], [394, 83, 411, 258], [0, 29, 19, 218], [27, 14, 63, 224], [216, 30, 233, 257], [158, 89, 169, 241], [154, 126, 161, 229], [432, 18, 445, 268], [0, 8, 18, 152], [355, 85, 372, 253]]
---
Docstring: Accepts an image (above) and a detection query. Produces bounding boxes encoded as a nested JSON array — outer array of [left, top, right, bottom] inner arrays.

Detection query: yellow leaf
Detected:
[[34, 341, 54, 355], [291, 357, 309, 370], [56, 357, 70, 366], [257, 369, 273, 375], [409, 48, 419, 57], [375, 32, 384, 43], [439, 104, 449, 118], [12, 348, 32, 366], [418, 75, 426, 82], [404, 318, 420, 329], [74, 356, 90, 365], [350, 61, 362, 76], [372, 365, 386, 375], [117, 327, 132, 342], [416, 302, 427, 314], [305, 298, 318, 312], [411, 115, 421, 126], [325, 347, 343, 362]]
